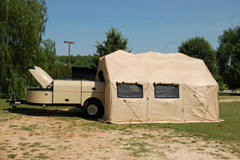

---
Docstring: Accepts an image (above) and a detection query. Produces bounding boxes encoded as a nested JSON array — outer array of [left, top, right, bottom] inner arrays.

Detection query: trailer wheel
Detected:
[[83, 99, 104, 118]]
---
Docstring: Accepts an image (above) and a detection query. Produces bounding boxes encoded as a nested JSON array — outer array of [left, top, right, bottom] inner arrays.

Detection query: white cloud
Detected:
[[81, 28, 88, 32]]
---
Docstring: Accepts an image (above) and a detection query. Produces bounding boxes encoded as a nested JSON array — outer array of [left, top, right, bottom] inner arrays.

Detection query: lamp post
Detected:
[[64, 41, 75, 69]]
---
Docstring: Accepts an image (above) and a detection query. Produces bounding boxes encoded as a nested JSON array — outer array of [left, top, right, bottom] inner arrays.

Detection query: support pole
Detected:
[[64, 41, 75, 69]]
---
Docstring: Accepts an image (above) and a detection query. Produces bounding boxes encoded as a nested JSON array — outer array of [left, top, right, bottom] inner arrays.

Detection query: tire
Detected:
[[83, 99, 104, 118]]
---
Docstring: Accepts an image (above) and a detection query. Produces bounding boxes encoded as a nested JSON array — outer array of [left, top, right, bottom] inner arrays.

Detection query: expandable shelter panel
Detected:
[[109, 83, 185, 123], [109, 83, 148, 123], [147, 84, 184, 122], [183, 84, 219, 122]]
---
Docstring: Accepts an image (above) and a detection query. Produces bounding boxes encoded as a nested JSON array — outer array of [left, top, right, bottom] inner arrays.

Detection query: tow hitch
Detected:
[[6, 94, 26, 108]]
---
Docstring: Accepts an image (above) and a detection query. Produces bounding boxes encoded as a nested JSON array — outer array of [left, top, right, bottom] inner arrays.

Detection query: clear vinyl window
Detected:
[[154, 84, 179, 98], [117, 83, 143, 98]]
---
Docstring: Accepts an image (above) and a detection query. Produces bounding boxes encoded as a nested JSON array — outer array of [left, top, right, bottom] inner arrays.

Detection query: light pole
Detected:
[[64, 41, 75, 69]]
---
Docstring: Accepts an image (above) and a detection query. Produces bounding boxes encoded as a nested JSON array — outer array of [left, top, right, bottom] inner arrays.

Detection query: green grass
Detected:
[[34, 153, 49, 159], [0, 99, 21, 122], [219, 93, 240, 96], [0, 97, 239, 159], [219, 93, 240, 100], [9, 124, 18, 128], [7, 154, 17, 159], [0, 97, 240, 146], [29, 142, 41, 147], [159, 102, 240, 144], [79, 122, 121, 130], [48, 147, 56, 151], [0, 98, 76, 111], [21, 124, 38, 131]]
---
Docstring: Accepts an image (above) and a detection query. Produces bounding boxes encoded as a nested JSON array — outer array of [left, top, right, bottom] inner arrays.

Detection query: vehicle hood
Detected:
[[28, 66, 53, 88]]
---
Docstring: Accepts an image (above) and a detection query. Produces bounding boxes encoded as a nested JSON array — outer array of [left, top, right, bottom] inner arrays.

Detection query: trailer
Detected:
[[8, 66, 105, 118]]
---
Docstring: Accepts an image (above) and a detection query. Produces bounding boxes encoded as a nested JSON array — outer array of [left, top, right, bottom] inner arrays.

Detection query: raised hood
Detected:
[[28, 66, 53, 88]]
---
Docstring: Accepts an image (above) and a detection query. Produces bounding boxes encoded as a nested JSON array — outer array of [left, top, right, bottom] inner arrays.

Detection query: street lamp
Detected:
[[64, 41, 75, 69]]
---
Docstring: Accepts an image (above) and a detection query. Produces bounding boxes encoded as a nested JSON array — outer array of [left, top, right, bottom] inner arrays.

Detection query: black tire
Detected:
[[83, 99, 104, 118]]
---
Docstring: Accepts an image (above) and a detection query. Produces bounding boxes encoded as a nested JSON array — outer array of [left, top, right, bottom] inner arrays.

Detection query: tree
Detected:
[[178, 37, 217, 74], [217, 26, 240, 90], [0, 0, 48, 98], [42, 39, 56, 72], [178, 37, 225, 90], [95, 27, 131, 56], [56, 54, 100, 70]]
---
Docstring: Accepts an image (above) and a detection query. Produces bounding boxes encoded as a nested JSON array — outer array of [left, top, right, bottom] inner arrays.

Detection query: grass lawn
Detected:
[[219, 93, 240, 101], [159, 102, 240, 144], [0, 97, 240, 146]]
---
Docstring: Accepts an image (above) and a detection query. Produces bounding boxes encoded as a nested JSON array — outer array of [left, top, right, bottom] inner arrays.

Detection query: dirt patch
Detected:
[[219, 99, 240, 102], [0, 110, 239, 160], [219, 96, 240, 103]]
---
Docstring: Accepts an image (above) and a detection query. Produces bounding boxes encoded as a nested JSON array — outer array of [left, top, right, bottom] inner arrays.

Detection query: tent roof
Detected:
[[98, 50, 217, 85]]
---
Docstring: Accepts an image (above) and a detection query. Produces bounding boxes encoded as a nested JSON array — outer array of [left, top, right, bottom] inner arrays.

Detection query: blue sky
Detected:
[[44, 0, 240, 56]]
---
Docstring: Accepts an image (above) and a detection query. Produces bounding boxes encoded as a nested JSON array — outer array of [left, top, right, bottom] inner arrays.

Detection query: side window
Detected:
[[117, 83, 143, 98], [154, 84, 179, 98]]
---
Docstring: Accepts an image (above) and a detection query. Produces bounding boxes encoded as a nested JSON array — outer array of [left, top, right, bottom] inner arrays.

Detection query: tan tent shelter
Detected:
[[96, 50, 220, 124]]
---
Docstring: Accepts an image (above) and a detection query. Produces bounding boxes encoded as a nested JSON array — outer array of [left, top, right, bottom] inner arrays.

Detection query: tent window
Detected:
[[117, 83, 143, 98], [154, 84, 179, 98]]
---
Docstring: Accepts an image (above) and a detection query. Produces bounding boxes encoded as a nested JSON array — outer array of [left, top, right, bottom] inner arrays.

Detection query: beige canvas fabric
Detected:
[[96, 50, 220, 124]]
